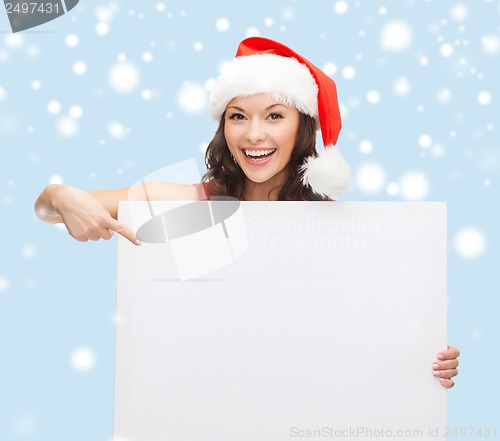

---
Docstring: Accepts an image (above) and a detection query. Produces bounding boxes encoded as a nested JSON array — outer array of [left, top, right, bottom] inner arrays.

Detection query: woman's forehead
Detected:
[[226, 93, 292, 109]]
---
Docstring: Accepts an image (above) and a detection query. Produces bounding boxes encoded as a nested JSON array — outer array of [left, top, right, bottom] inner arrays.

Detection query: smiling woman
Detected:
[[203, 37, 351, 201]]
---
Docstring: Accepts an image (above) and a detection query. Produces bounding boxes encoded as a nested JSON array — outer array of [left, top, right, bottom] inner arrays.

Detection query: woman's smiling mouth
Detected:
[[241, 148, 277, 164]]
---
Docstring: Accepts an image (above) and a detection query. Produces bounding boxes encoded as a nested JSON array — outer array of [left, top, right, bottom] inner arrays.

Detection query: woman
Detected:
[[35, 37, 460, 387]]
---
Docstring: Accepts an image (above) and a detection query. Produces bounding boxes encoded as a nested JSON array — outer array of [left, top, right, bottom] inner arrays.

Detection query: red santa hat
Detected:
[[209, 37, 351, 196]]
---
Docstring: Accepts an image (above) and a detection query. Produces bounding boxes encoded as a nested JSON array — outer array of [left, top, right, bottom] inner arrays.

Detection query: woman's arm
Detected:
[[34, 182, 197, 244]]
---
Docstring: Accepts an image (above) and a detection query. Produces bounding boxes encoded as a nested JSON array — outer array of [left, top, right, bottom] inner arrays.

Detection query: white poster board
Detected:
[[114, 202, 447, 441]]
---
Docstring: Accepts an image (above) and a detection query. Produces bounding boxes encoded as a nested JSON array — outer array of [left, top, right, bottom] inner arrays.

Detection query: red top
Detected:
[[193, 182, 210, 200]]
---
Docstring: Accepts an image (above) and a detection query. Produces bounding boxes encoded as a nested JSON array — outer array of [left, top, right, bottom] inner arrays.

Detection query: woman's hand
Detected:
[[37, 185, 140, 245], [432, 345, 460, 388]]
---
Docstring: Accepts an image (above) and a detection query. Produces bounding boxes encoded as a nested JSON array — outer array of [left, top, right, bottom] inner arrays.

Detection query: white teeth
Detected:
[[244, 149, 276, 157]]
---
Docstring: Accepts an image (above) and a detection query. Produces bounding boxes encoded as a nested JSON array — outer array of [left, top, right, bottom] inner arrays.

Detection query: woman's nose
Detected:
[[245, 119, 265, 143]]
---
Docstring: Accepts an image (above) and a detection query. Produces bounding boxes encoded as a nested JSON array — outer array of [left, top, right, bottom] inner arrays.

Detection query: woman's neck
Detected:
[[244, 184, 280, 201], [243, 169, 288, 201]]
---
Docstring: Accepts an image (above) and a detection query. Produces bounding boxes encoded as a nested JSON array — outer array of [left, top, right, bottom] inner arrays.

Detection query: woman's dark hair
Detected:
[[201, 111, 329, 201]]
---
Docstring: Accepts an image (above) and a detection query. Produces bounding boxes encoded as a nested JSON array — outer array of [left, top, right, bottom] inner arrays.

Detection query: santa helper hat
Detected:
[[209, 37, 351, 196]]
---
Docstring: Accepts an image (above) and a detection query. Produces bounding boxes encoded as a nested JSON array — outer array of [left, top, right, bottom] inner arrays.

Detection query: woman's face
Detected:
[[224, 93, 300, 187]]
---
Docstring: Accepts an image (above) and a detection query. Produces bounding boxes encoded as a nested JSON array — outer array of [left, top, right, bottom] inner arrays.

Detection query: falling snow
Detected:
[[342, 66, 356, 80], [478, 91, 492, 105], [108, 62, 140, 93], [264, 17, 274, 27], [141, 89, 152, 100], [65, 34, 79, 48], [323, 62, 337, 76], [69, 106, 83, 119], [418, 134, 433, 149], [177, 83, 208, 114], [94, 5, 114, 22], [355, 163, 386, 193], [70, 347, 96, 372], [455, 228, 486, 259], [57, 117, 79, 137], [440, 43, 454, 57], [334, 1, 349, 15], [246, 28, 260, 38], [0, 276, 10, 293], [142, 51, 153, 62], [359, 140, 373, 154], [366, 90, 381, 104], [393, 77, 411, 96], [437, 88, 452, 104], [96, 22, 110, 36], [380, 21, 412, 52], [5, 33, 23, 48], [47, 101, 61, 115], [386, 182, 400, 197], [481, 35, 500, 54], [107, 121, 128, 139], [21, 245, 36, 259], [49, 175, 63, 185], [399, 172, 430, 201], [451, 4, 468, 21], [216, 18, 230, 32], [73, 61, 87, 75]]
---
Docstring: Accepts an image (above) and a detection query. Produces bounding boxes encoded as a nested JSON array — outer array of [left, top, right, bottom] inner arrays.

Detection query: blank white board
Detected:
[[114, 202, 447, 441]]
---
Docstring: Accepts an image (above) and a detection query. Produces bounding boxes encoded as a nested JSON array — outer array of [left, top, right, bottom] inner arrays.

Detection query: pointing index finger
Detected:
[[106, 218, 141, 246]]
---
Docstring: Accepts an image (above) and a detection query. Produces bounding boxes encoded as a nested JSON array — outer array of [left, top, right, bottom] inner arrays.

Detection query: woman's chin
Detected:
[[241, 166, 287, 186]]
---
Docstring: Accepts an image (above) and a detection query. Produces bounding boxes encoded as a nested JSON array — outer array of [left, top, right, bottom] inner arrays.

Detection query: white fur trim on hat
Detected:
[[300, 147, 351, 196], [209, 54, 319, 121]]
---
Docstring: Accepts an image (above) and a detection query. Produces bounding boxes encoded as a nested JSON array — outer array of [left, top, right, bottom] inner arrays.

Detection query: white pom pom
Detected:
[[300, 147, 351, 196]]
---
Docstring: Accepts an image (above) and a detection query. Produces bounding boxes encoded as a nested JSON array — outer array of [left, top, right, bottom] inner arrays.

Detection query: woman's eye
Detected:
[[269, 113, 284, 120], [229, 113, 245, 120]]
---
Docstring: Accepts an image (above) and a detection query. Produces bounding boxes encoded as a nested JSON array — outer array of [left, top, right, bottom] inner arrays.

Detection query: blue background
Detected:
[[0, 1, 498, 440]]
